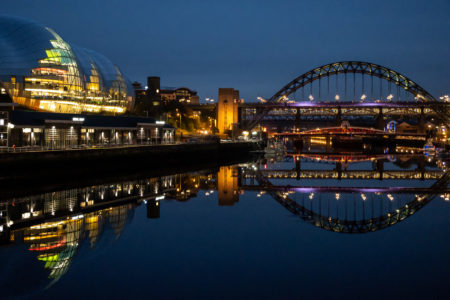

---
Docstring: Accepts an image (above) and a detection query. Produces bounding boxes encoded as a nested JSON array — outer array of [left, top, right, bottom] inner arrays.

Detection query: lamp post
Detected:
[[176, 113, 181, 128]]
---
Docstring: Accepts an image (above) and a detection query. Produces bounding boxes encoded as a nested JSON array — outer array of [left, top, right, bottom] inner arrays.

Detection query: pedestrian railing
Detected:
[[0, 141, 181, 153], [0, 138, 258, 153]]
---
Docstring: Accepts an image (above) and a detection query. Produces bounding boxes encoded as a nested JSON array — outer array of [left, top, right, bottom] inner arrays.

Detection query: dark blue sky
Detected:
[[2, 0, 449, 101]]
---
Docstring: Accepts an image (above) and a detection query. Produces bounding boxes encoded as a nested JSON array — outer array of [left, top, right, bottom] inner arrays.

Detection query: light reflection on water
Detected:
[[0, 154, 448, 299]]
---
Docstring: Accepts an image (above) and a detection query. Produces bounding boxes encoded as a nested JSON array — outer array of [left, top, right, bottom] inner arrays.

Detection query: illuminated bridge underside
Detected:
[[254, 171, 449, 233], [247, 170, 444, 180]]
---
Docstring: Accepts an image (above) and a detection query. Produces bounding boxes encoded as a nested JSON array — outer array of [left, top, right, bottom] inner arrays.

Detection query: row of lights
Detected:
[[273, 92, 450, 102]]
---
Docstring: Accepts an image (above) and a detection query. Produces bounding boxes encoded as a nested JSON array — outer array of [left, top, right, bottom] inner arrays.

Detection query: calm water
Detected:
[[0, 153, 449, 299]]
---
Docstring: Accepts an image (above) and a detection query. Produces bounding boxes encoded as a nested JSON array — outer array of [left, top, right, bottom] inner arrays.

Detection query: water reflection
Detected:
[[0, 153, 448, 296]]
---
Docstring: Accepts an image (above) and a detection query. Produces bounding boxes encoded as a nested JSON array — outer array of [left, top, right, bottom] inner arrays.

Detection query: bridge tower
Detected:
[[217, 88, 240, 135]]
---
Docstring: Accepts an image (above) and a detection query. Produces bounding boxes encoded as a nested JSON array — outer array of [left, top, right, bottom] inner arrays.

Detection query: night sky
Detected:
[[2, 0, 449, 101]]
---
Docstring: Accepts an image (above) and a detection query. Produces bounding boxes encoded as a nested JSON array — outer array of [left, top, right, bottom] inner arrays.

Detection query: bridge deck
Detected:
[[242, 185, 449, 194], [246, 170, 443, 180]]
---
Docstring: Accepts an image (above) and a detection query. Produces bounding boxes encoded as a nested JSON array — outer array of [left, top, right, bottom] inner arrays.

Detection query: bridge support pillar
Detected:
[[418, 107, 426, 134], [373, 159, 384, 180], [336, 107, 342, 126], [295, 109, 301, 131], [417, 156, 425, 180], [295, 156, 301, 180], [376, 109, 385, 130], [336, 162, 342, 180]]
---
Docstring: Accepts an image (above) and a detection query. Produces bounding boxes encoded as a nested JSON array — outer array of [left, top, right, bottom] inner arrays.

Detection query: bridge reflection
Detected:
[[253, 171, 448, 233], [241, 153, 448, 233], [0, 154, 448, 292]]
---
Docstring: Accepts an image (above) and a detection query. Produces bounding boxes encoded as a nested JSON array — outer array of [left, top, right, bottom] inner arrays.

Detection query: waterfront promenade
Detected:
[[0, 140, 263, 189]]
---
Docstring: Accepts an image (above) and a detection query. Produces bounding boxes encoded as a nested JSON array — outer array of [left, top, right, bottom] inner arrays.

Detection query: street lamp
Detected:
[[176, 113, 181, 128], [257, 97, 267, 103]]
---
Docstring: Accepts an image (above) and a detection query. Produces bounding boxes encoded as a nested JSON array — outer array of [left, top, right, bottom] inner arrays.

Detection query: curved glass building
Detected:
[[0, 15, 133, 114]]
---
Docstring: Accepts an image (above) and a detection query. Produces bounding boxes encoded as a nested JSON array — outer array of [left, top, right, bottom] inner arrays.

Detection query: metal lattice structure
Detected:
[[271, 61, 436, 103], [246, 61, 448, 129], [255, 170, 449, 234]]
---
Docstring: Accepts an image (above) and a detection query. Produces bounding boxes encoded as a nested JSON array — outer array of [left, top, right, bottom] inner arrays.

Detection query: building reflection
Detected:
[[217, 166, 240, 206], [15, 204, 133, 283], [0, 154, 448, 290]]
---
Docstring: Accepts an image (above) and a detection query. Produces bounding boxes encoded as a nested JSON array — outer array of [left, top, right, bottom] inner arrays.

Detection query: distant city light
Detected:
[[440, 95, 449, 102], [257, 97, 267, 103]]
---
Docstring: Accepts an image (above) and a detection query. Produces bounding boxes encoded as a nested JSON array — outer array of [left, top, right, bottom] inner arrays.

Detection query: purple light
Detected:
[[271, 101, 412, 108]]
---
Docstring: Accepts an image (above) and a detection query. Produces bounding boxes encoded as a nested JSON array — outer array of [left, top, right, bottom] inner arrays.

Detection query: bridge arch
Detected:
[[254, 169, 448, 233], [244, 61, 448, 129], [270, 61, 436, 103]]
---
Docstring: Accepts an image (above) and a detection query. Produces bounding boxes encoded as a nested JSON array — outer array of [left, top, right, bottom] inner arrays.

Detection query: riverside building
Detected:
[[0, 15, 175, 148]]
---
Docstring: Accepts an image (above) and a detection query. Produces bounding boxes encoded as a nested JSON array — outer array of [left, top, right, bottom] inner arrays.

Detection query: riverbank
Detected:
[[0, 141, 263, 195]]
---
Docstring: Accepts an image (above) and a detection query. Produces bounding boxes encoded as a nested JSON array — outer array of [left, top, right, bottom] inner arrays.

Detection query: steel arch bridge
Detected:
[[245, 61, 448, 129], [271, 61, 435, 103], [254, 170, 449, 234]]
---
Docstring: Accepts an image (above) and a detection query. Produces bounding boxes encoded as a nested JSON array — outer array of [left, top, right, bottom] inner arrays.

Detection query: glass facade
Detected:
[[0, 15, 133, 114]]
